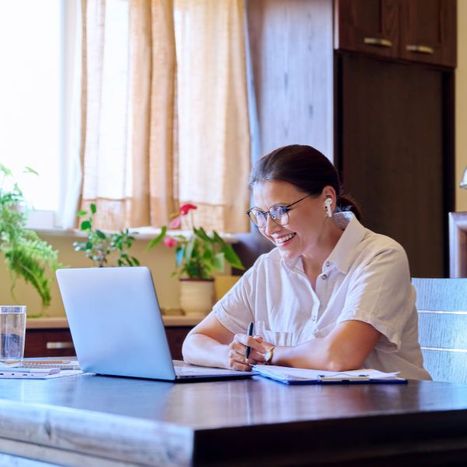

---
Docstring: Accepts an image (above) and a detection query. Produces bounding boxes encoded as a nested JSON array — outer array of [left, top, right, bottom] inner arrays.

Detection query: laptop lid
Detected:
[[57, 266, 251, 382]]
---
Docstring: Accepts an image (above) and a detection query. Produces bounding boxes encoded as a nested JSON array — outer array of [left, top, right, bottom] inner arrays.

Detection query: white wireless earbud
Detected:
[[324, 197, 333, 218]]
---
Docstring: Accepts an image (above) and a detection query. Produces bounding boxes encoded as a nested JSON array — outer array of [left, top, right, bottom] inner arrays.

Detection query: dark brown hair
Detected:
[[250, 144, 361, 220]]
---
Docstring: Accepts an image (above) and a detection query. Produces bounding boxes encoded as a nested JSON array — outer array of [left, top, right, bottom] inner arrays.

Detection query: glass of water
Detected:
[[0, 306, 26, 362]]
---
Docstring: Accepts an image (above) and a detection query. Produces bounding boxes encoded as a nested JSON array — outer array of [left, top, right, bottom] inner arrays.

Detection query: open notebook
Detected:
[[253, 365, 407, 385], [56, 267, 252, 382]]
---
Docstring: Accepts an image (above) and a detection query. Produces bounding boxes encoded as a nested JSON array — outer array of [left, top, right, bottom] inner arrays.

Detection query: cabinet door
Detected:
[[165, 326, 193, 360], [399, 0, 456, 68], [336, 54, 454, 277], [25, 329, 76, 357], [335, 0, 399, 59]]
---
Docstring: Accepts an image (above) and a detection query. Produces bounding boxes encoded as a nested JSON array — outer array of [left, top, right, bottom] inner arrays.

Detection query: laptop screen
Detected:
[[56, 267, 176, 380]]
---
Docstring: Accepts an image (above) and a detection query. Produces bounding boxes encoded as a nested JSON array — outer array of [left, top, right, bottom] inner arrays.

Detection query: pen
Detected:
[[245, 321, 254, 359]]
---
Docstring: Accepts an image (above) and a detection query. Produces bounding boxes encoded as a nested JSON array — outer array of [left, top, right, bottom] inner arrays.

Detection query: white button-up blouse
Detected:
[[213, 212, 431, 380]]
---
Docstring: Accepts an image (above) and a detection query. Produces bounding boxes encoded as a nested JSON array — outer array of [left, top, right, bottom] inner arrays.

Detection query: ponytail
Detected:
[[336, 194, 362, 221]]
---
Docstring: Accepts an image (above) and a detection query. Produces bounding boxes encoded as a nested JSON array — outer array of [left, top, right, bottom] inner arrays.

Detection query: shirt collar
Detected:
[[326, 211, 366, 274]]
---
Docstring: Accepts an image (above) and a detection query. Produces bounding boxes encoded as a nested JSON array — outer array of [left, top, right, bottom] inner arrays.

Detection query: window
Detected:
[[1, 1, 250, 232], [0, 1, 63, 211], [0, 0, 81, 229]]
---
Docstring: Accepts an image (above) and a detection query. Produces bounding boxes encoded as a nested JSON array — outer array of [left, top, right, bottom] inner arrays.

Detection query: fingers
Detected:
[[236, 333, 263, 350], [225, 334, 269, 370], [225, 334, 255, 370], [227, 342, 251, 371]]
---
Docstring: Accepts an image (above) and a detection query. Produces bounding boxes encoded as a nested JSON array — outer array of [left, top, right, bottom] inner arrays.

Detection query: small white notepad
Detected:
[[0, 367, 82, 379]]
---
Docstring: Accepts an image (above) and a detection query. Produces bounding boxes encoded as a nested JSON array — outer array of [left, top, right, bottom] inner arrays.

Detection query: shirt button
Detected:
[[312, 315, 317, 322], [321, 273, 328, 280], [325, 261, 330, 268]]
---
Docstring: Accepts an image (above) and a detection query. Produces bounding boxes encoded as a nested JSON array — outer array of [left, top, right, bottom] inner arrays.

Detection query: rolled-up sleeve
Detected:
[[212, 268, 255, 335]]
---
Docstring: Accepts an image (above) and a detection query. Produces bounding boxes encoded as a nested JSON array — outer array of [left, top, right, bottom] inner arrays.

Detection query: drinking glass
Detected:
[[0, 305, 26, 362]]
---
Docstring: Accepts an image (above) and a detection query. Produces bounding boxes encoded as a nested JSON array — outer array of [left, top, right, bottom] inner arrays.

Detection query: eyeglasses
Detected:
[[247, 194, 312, 228]]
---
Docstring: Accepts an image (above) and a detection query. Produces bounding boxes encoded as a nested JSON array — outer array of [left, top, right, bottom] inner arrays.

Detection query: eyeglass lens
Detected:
[[248, 206, 288, 227]]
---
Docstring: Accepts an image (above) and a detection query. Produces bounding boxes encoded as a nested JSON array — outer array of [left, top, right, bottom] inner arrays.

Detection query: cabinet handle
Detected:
[[363, 37, 393, 48], [406, 44, 435, 55], [46, 341, 74, 350]]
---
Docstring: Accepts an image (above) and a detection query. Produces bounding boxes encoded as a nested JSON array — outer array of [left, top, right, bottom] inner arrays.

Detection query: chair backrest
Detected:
[[412, 278, 467, 383]]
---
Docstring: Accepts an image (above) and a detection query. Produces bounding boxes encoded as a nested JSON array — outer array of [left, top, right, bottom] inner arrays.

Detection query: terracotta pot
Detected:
[[179, 279, 214, 316]]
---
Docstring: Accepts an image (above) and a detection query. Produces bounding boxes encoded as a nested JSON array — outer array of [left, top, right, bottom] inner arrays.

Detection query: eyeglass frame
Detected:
[[246, 194, 313, 228]]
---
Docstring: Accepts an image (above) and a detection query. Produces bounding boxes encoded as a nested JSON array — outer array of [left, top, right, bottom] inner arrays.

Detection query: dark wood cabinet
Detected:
[[25, 325, 193, 360], [335, 53, 454, 277], [336, 0, 400, 59], [335, 0, 456, 68], [165, 326, 192, 360], [247, 0, 455, 277], [25, 328, 75, 358]]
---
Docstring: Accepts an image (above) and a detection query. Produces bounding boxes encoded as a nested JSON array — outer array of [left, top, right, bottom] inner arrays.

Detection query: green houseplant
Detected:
[[73, 203, 140, 268], [147, 203, 244, 279], [0, 164, 60, 308], [148, 203, 244, 315]]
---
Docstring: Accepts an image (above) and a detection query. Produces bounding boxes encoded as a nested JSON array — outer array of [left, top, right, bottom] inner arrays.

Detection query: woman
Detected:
[[182, 144, 430, 380]]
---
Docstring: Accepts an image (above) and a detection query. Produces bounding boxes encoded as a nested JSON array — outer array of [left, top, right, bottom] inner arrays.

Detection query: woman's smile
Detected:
[[271, 231, 297, 247]]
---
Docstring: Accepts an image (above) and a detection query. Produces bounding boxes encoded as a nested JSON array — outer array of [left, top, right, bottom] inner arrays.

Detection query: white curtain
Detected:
[[78, 0, 250, 232], [54, 0, 83, 229]]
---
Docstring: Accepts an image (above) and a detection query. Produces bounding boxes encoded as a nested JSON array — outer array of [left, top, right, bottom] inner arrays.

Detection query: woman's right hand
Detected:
[[226, 333, 272, 371]]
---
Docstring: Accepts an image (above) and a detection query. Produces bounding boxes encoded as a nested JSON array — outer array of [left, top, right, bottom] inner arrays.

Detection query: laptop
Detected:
[[56, 267, 252, 382]]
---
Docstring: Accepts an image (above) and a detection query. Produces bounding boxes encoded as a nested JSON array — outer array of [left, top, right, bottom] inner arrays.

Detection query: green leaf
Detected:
[[23, 166, 39, 176], [212, 230, 226, 245], [147, 226, 167, 250], [194, 226, 212, 242], [184, 237, 196, 264], [90, 203, 97, 214], [73, 242, 86, 251], [222, 244, 245, 270], [0, 163, 13, 176], [77, 210, 87, 217], [96, 229, 106, 240], [212, 252, 225, 271], [80, 220, 92, 231]]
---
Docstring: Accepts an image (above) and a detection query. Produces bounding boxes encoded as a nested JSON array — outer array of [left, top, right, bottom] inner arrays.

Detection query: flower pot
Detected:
[[179, 279, 214, 317]]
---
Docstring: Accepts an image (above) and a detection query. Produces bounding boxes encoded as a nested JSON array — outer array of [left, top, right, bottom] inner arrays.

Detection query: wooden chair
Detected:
[[413, 278, 467, 383]]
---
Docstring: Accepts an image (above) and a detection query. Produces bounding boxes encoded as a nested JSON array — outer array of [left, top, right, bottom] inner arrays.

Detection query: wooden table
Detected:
[[1, 376, 467, 465]]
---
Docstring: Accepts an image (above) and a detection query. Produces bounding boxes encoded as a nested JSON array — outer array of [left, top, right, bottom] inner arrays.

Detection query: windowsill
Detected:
[[26, 209, 244, 243], [33, 226, 241, 243]]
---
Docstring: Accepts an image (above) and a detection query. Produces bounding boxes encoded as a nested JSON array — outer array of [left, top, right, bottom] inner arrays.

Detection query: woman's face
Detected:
[[252, 180, 331, 261]]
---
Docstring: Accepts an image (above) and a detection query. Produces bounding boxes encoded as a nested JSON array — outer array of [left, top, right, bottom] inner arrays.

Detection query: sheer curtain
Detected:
[[174, 0, 250, 232], [79, 0, 250, 232]]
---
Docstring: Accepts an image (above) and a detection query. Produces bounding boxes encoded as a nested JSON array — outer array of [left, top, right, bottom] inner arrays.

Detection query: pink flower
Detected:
[[163, 236, 177, 248], [169, 216, 181, 229], [179, 203, 197, 216]]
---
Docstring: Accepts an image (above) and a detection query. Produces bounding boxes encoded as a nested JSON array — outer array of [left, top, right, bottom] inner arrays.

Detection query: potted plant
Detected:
[[73, 203, 141, 268], [0, 164, 60, 308], [148, 203, 244, 315]]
